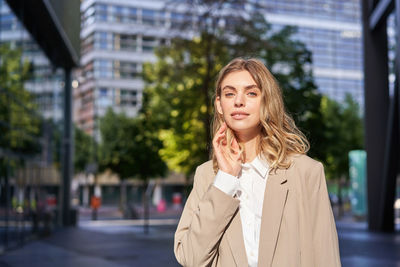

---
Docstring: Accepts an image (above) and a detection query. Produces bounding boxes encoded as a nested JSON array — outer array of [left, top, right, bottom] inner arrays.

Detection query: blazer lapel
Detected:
[[226, 210, 248, 267], [258, 168, 289, 266]]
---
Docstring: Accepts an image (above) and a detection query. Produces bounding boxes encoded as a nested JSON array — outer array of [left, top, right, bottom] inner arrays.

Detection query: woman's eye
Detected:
[[248, 92, 258, 96]]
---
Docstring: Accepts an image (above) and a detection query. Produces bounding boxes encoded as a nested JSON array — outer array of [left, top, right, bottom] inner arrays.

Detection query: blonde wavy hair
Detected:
[[212, 58, 309, 173]]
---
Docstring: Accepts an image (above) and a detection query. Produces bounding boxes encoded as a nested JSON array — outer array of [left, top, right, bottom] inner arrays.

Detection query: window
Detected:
[[111, 5, 124, 22], [100, 88, 108, 97], [95, 4, 108, 22], [94, 60, 112, 78], [158, 11, 167, 26], [128, 8, 137, 22], [142, 9, 155, 25], [0, 14, 17, 30], [98, 88, 112, 107], [171, 12, 186, 29], [95, 32, 109, 50], [32, 65, 53, 82], [120, 34, 137, 51], [142, 36, 157, 51], [114, 61, 138, 78], [120, 90, 137, 106]]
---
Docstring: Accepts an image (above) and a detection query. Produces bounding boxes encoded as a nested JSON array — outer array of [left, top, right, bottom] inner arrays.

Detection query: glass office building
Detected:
[[77, 0, 363, 137], [260, 0, 363, 106], [0, 0, 69, 251], [0, 1, 65, 122]]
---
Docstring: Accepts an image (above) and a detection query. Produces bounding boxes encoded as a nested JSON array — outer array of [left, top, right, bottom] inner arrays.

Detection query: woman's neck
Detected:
[[236, 129, 260, 163]]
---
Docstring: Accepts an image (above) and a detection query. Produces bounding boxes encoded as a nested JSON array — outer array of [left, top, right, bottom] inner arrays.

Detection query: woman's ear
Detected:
[[216, 96, 223, 115]]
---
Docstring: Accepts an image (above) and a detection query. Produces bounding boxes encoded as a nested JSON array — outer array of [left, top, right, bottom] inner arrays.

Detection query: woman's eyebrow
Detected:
[[222, 84, 258, 91], [221, 85, 236, 91], [244, 84, 259, 90]]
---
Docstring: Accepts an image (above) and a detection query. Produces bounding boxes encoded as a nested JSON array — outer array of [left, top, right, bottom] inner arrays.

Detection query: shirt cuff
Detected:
[[213, 170, 239, 197]]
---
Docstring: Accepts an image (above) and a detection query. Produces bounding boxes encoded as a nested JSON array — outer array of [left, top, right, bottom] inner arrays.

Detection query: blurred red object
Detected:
[[91, 196, 101, 209], [157, 199, 166, 212], [172, 193, 182, 205], [46, 195, 57, 207]]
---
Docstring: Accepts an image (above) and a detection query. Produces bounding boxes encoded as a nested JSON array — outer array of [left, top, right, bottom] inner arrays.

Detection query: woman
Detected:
[[174, 58, 341, 267]]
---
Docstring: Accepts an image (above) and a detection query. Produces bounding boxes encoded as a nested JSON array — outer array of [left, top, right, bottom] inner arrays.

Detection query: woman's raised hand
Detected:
[[212, 123, 242, 177]]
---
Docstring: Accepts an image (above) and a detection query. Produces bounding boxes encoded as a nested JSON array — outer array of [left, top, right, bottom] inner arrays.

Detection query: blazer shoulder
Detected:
[[193, 160, 215, 188], [287, 154, 326, 193], [288, 154, 323, 176], [196, 160, 214, 173]]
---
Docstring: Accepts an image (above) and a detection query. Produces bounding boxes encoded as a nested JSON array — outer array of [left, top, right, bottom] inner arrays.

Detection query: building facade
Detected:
[[77, 0, 363, 137], [0, 0, 65, 122], [0, 0, 80, 250], [259, 0, 363, 106], [77, 0, 162, 137]]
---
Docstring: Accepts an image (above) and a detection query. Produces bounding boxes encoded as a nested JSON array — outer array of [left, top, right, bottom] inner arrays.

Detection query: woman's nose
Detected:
[[234, 93, 245, 107]]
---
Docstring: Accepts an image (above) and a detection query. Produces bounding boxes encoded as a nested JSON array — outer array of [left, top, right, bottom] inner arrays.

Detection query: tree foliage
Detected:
[[98, 108, 167, 181], [142, 1, 364, 182], [142, 33, 230, 176], [74, 125, 96, 173], [0, 44, 40, 155], [320, 94, 364, 180], [230, 13, 325, 160], [143, 11, 323, 177]]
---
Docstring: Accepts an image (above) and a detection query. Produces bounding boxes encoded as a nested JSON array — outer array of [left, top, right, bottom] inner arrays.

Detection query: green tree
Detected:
[[74, 125, 96, 173], [0, 44, 40, 155], [142, 11, 323, 177], [321, 94, 364, 180], [320, 94, 364, 216], [230, 13, 325, 160], [98, 108, 167, 206], [142, 33, 230, 177]]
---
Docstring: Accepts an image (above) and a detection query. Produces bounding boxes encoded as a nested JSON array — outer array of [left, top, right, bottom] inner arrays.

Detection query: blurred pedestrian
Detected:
[[174, 58, 341, 266]]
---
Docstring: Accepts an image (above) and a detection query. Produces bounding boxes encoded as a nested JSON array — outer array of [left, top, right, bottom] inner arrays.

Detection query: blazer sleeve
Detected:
[[309, 162, 341, 267], [174, 165, 240, 267]]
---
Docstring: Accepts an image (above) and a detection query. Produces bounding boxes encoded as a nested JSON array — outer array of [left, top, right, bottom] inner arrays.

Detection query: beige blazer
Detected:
[[174, 154, 341, 267]]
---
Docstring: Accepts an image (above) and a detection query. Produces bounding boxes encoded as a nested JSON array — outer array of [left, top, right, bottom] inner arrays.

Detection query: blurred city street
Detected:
[[0, 223, 179, 267], [0, 211, 399, 267], [1, 0, 400, 266], [0, 206, 183, 267]]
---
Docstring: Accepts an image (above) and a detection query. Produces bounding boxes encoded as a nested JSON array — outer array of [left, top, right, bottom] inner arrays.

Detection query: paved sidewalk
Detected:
[[0, 219, 399, 267], [0, 221, 180, 267], [338, 221, 400, 267]]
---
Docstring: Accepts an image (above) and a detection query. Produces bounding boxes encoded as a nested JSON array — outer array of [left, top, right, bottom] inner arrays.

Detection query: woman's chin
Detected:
[[227, 125, 261, 137]]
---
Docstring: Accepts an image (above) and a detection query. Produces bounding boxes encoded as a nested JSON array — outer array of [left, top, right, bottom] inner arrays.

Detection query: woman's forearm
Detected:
[[174, 167, 240, 267]]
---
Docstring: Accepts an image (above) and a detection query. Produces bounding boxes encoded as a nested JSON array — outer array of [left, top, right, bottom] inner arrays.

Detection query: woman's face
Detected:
[[216, 70, 262, 138]]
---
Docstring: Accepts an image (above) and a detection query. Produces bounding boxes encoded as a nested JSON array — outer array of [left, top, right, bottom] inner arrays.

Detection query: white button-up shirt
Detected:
[[213, 156, 269, 267]]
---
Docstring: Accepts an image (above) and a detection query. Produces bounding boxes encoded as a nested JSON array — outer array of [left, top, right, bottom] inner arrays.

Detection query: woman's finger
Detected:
[[213, 123, 228, 147], [213, 129, 225, 143], [213, 132, 226, 146], [219, 122, 227, 132]]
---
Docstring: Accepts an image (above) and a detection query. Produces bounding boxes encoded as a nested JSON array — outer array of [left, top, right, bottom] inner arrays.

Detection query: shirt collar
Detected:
[[242, 155, 269, 178]]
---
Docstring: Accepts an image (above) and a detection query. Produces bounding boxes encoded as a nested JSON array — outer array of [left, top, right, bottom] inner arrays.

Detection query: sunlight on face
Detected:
[[216, 70, 262, 138]]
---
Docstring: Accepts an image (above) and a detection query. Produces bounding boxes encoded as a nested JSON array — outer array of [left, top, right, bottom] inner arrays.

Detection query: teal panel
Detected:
[[349, 150, 367, 217]]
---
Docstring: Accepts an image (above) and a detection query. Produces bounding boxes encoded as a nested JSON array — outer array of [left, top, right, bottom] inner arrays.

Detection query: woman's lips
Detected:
[[231, 112, 249, 120]]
